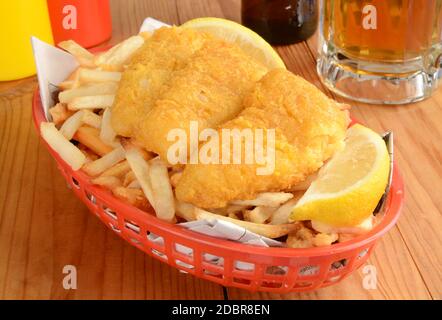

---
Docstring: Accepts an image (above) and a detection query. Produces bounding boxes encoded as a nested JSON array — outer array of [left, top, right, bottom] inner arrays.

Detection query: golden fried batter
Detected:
[[111, 27, 214, 137], [135, 40, 267, 161], [175, 69, 350, 208]]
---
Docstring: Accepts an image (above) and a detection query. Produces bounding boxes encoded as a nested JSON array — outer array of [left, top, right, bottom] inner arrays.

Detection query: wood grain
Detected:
[[0, 0, 441, 300]]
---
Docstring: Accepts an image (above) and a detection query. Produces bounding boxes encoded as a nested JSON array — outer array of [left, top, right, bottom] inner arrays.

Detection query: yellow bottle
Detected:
[[0, 0, 54, 81]]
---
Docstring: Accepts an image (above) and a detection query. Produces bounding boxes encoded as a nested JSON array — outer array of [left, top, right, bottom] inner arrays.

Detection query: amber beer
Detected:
[[323, 0, 441, 62], [318, 0, 442, 104]]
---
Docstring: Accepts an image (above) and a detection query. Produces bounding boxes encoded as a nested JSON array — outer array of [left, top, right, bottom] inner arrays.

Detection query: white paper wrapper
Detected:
[[32, 17, 285, 266], [180, 219, 283, 247], [139, 17, 171, 33], [31, 37, 79, 120]]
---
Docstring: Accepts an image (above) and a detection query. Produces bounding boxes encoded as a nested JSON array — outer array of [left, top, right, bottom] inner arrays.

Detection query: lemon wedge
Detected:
[[290, 124, 390, 227], [181, 17, 286, 70]]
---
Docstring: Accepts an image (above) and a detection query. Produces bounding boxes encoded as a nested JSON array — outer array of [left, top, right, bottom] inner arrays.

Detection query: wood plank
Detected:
[[104, 0, 180, 46]]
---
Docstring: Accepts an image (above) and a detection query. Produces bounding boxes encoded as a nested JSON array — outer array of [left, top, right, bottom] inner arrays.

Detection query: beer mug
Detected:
[[317, 0, 442, 104]]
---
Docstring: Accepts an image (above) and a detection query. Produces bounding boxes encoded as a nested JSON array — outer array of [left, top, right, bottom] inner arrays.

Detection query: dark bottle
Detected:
[[241, 0, 318, 45]]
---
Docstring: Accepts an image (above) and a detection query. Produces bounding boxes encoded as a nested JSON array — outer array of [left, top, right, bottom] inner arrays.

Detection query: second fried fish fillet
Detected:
[[135, 40, 268, 162], [175, 69, 350, 208], [111, 27, 214, 137]]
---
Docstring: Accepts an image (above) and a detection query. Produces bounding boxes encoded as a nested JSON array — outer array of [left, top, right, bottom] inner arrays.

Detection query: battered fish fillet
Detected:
[[135, 40, 268, 161], [175, 69, 350, 208], [111, 27, 214, 137]]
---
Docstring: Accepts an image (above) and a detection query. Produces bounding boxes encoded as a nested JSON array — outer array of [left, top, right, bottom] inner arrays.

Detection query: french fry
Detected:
[[49, 103, 73, 126], [204, 205, 243, 217], [312, 233, 339, 247], [58, 80, 75, 91], [58, 68, 81, 90], [74, 126, 113, 156], [123, 171, 136, 187], [243, 206, 275, 224], [226, 205, 248, 214], [58, 40, 96, 67], [59, 82, 118, 103], [82, 145, 126, 176], [228, 212, 240, 220], [338, 233, 357, 243], [79, 68, 122, 83], [125, 147, 156, 211], [175, 201, 196, 222], [310, 216, 373, 235], [100, 160, 131, 178], [269, 192, 303, 225], [195, 208, 300, 238], [80, 147, 99, 163], [81, 110, 102, 129], [59, 110, 84, 140], [286, 225, 314, 248], [148, 159, 175, 222], [208, 208, 229, 216], [230, 192, 294, 207], [91, 175, 122, 189], [127, 179, 141, 189], [95, 35, 145, 70], [100, 107, 118, 146], [68, 95, 115, 110], [40, 122, 86, 170], [112, 187, 150, 211]]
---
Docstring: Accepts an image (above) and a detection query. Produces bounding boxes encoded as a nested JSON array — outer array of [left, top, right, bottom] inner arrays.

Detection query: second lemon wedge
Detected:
[[181, 17, 286, 70], [290, 124, 390, 227]]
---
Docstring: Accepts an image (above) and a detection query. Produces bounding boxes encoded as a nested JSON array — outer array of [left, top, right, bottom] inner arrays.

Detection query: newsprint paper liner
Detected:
[[31, 17, 286, 272]]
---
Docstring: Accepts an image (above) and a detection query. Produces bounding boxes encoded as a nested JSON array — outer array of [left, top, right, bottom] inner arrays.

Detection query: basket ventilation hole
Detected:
[[265, 266, 288, 276], [124, 220, 140, 234], [110, 223, 121, 233], [327, 275, 341, 283], [152, 249, 167, 260], [203, 269, 223, 278], [233, 278, 251, 286], [294, 281, 312, 288], [175, 243, 194, 258], [147, 232, 164, 246], [358, 248, 369, 259], [298, 265, 319, 276], [85, 191, 97, 205], [176, 259, 194, 270], [234, 260, 255, 272], [330, 259, 348, 271], [103, 207, 117, 220], [130, 238, 141, 245], [72, 177, 80, 189], [261, 281, 283, 288], [203, 253, 224, 267]]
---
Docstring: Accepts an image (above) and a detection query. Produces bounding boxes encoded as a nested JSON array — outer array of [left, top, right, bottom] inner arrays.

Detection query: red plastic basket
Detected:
[[32, 90, 404, 293]]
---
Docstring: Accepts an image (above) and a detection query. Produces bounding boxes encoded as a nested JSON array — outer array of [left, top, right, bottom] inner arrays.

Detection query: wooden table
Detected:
[[0, 0, 441, 300]]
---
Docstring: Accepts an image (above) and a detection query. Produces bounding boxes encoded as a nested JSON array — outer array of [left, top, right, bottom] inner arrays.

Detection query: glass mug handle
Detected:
[[437, 53, 442, 79]]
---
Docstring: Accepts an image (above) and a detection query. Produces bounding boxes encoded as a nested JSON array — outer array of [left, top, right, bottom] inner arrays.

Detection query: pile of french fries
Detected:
[[39, 34, 369, 248]]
